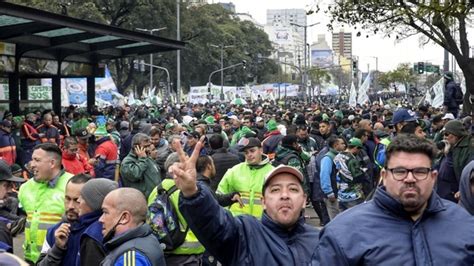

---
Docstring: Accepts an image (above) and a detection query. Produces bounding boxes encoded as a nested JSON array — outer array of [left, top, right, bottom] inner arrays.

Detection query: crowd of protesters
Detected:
[[0, 77, 472, 265]]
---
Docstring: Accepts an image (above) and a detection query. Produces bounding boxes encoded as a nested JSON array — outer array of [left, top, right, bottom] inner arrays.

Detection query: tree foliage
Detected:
[[323, 0, 473, 113], [7, 0, 278, 98], [377, 63, 418, 89]]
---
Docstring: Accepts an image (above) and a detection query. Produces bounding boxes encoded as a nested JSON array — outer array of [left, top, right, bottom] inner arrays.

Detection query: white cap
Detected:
[[348, 115, 355, 121], [256, 117, 263, 123], [229, 115, 238, 120], [442, 113, 455, 120], [262, 165, 304, 193]]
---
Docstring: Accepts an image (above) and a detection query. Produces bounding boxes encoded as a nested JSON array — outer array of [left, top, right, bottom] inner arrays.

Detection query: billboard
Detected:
[[311, 49, 333, 68]]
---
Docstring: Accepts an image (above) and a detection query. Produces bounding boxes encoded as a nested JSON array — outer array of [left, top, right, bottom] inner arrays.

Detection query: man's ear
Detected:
[[261, 195, 266, 210], [301, 194, 307, 209]]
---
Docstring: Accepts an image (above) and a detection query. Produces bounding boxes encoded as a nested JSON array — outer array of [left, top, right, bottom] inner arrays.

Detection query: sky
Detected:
[[213, 0, 463, 72]]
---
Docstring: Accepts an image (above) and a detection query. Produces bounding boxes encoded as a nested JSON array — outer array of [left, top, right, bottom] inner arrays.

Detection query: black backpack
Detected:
[[453, 83, 464, 105], [147, 184, 189, 251]]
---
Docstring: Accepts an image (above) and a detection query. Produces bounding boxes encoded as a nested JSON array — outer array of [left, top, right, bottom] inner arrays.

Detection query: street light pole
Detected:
[[136, 27, 167, 95], [210, 44, 234, 101], [134, 61, 171, 103], [208, 61, 246, 102], [290, 22, 319, 103], [176, 0, 181, 104]]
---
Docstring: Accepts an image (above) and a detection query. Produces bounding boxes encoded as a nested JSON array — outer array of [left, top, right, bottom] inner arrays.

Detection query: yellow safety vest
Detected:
[[147, 179, 205, 255], [217, 162, 274, 218], [18, 171, 73, 263]]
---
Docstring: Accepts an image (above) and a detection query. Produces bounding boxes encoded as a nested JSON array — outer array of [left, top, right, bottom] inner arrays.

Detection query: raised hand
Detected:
[[54, 223, 71, 249], [168, 136, 204, 197]]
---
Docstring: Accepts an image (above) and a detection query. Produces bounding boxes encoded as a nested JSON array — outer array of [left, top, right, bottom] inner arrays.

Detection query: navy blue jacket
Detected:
[[317, 187, 474, 265], [179, 184, 319, 266], [444, 80, 459, 109], [39, 210, 102, 266]]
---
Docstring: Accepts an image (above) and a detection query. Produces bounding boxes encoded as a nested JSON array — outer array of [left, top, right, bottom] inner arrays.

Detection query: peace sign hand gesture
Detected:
[[169, 136, 205, 197]]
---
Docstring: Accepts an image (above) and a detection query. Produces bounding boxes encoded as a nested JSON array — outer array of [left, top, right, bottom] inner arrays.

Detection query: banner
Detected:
[[425, 78, 444, 108], [40, 65, 124, 107], [349, 81, 357, 107], [357, 71, 371, 105]]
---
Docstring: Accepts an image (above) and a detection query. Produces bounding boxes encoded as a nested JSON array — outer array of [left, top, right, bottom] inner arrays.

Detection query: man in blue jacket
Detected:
[[170, 140, 319, 265], [317, 134, 474, 265]]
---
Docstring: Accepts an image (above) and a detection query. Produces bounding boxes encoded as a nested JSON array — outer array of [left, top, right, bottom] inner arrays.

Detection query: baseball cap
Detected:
[[186, 131, 200, 139], [1, 120, 12, 128], [441, 113, 455, 120], [391, 108, 417, 125], [119, 121, 130, 130], [228, 115, 238, 121], [165, 123, 176, 130], [238, 137, 261, 151], [444, 71, 454, 80], [262, 165, 304, 193], [0, 160, 24, 183], [348, 138, 363, 148], [255, 117, 264, 123], [75, 128, 91, 139]]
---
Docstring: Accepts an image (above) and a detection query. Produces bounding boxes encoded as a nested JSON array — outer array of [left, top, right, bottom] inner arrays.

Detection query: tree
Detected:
[[324, 1, 473, 114]]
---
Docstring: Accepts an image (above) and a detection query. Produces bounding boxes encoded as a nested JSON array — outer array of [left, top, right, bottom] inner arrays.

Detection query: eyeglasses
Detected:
[[387, 167, 432, 181]]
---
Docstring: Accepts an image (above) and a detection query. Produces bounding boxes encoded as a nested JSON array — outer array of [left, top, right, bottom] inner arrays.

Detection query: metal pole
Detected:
[[150, 53, 153, 93], [303, 25, 307, 103], [176, 0, 181, 104], [220, 44, 224, 101], [374, 57, 378, 92]]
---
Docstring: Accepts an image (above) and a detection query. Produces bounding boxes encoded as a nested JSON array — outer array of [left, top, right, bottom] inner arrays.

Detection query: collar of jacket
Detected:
[[454, 135, 471, 148], [62, 150, 77, 160], [197, 173, 211, 185], [104, 223, 150, 250], [47, 169, 65, 188], [264, 130, 281, 138], [212, 147, 228, 154], [373, 186, 446, 221], [247, 154, 270, 169], [73, 210, 102, 232], [261, 211, 305, 240], [96, 136, 111, 145]]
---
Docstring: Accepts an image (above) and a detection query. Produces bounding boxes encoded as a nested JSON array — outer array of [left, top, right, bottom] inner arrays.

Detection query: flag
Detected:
[[425, 78, 444, 108], [349, 81, 357, 107], [357, 71, 371, 105]]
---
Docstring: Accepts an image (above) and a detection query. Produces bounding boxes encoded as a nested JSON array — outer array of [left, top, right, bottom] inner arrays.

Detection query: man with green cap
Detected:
[[333, 138, 367, 211], [92, 125, 118, 180], [262, 119, 283, 161]]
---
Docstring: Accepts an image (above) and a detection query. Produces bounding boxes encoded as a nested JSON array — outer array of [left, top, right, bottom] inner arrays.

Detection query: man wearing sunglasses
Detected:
[[317, 134, 474, 265]]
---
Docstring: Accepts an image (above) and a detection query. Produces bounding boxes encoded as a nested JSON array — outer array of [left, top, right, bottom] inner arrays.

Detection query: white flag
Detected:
[[357, 71, 371, 105], [349, 81, 357, 107], [425, 78, 444, 108]]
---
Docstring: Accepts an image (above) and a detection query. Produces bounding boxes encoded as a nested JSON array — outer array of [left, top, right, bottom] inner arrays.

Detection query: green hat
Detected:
[[204, 116, 215, 125], [94, 125, 108, 136], [443, 120, 468, 137], [322, 113, 330, 121], [348, 137, 363, 148], [267, 119, 277, 131], [334, 110, 344, 120], [165, 123, 176, 130]]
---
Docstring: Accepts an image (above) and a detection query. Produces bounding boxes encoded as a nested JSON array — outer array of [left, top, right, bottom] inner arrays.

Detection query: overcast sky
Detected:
[[213, 0, 464, 72]]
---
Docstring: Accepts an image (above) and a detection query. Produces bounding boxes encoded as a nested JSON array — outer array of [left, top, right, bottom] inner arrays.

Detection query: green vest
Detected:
[[147, 179, 205, 255], [18, 171, 73, 263]]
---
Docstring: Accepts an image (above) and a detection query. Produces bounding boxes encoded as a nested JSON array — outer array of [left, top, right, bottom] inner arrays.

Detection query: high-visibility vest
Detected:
[[18, 171, 73, 263], [147, 179, 205, 256], [217, 162, 274, 218]]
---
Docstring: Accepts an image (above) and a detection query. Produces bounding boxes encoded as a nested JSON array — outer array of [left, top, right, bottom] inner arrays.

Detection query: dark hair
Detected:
[[149, 127, 162, 137], [196, 155, 213, 174], [327, 136, 342, 149], [209, 134, 224, 150], [400, 121, 419, 135], [68, 173, 92, 185], [34, 143, 62, 166], [341, 119, 350, 127], [63, 136, 77, 148], [354, 129, 368, 139], [385, 134, 437, 167]]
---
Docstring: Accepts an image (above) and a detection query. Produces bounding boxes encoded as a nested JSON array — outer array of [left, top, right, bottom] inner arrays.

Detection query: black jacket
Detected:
[[210, 148, 240, 191]]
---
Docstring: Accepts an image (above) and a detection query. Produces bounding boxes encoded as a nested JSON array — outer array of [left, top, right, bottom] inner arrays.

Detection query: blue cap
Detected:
[[391, 108, 417, 125]]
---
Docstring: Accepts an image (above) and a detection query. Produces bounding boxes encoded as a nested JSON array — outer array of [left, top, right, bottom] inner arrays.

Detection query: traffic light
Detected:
[[417, 62, 424, 74], [352, 60, 358, 71]]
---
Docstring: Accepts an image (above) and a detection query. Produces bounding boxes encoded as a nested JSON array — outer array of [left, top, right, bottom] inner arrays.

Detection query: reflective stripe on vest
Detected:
[[227, 190, 264, 218]]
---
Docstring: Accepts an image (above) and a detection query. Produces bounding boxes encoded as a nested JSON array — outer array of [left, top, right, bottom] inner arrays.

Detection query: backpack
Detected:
[[147, 184, 188, 251], [272, 153, 297, 167], [453, 83, 464, 105]]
